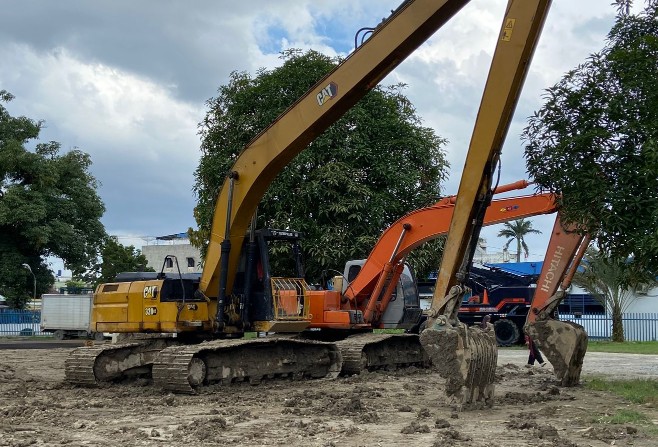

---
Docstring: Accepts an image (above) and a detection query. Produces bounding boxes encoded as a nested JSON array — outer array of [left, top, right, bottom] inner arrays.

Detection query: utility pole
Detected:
[[21, 263, 37, 322]]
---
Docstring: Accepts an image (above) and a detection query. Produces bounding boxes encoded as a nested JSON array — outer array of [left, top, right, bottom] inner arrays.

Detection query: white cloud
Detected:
[[0, 43, 201, 240], [0, 0, 619, 266]]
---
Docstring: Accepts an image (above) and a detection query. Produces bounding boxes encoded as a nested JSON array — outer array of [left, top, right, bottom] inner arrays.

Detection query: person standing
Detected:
[[525, 335, 546, 367]]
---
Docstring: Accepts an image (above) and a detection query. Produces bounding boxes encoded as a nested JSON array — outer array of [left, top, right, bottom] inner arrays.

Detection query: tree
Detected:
[[573, 246, 657, 342], [496, 218, 542, 262], [191, 50, 449, 280], [523, 2, 658, 273], [64, 279, 89, 294], [80, 237, 154, 288], [0, 91, 107, 308]]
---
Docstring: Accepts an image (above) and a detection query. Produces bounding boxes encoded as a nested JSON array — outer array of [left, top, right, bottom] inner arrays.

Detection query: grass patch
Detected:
[[586, 378, 658, 433], [593, 408, 651, 425], [374, 329, 405, 334], [587, 341, 658, 355], [585, 377, 658, 406]]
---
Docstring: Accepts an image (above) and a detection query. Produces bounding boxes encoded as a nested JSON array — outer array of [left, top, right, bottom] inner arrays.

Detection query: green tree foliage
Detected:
[[497, 218, 542, 263], [80, 236, 154, 287], [62, 278, 91, 294], [523, 2, 658, 272], [191, 50, 449, 281], [574, 246, 657, 342], [0, 91, 107, 308]]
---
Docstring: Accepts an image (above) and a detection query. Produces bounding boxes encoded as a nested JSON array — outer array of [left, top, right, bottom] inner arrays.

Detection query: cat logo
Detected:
[[143, 285, 158, 299], [145, 306, 158, 316], [316, 82, 338, 106]]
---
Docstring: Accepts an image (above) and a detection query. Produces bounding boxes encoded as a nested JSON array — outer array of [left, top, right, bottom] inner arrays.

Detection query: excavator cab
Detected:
[[342, 260, 424, 330]]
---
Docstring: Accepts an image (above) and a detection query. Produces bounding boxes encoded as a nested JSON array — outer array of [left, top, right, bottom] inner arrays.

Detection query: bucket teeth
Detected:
[[527, 320, 588, 386], [420, 323, 498, 409]]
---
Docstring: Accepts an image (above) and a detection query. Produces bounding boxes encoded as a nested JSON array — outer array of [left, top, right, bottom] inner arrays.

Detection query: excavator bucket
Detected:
[[526, 320, 588, 386], [420, 321, 497, 409]]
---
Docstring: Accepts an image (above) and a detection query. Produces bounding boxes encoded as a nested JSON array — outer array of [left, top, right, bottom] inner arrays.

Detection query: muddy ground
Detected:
[[1, 345, 657, 447]]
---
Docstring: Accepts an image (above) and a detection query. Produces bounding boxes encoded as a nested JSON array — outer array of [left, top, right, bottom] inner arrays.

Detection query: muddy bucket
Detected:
[[420, 321, 497, 409], [526, 320, 588, 386]]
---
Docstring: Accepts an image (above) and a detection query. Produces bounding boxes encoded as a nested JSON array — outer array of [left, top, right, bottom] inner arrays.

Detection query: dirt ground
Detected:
[[1, 345, 657, 447]]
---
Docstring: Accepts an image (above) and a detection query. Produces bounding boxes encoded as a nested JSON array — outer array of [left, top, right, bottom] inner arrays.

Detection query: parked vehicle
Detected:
[[40, 294, 106, 341]]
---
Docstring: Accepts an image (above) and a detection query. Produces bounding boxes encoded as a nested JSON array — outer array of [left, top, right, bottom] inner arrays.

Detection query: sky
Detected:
[[0, 0, 619, 275]]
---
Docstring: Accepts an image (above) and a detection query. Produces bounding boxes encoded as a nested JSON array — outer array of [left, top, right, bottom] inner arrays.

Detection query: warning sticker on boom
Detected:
[[501, 18, 515, 41]]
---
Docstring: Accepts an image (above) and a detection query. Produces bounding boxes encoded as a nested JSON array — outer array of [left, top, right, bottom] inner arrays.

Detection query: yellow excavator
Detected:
[[65, 0, 588, 405], [67, 0, 478, 394]]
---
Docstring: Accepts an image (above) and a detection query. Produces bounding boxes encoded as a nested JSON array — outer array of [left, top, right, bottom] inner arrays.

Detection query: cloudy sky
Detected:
[[1, 0, 617, 274]]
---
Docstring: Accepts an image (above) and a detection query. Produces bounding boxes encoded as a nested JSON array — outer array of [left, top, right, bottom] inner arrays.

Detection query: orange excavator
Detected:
[[312, 180, 549, 332], [302, 180, 557, 374], [66, 0, 483, 393], [309, 178, 589, 386]]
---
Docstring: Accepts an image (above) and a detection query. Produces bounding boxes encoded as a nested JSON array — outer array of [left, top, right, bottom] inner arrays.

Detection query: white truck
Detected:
[[40, 294, 106, 341]]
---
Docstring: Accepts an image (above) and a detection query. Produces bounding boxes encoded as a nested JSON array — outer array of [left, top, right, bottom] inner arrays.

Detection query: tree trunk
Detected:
[[516, 238, 522, 263], [611, 305, 625, 342]]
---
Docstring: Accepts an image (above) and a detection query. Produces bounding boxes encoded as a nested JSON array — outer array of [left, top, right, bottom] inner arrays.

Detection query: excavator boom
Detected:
[[419, 0, 553, 409], [346, 186, 557, 307], [201, 0, 471, 301], [428, 0, 552, 323]]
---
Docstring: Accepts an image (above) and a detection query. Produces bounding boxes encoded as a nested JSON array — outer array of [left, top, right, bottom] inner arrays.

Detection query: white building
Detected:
[[141, 233, 202, 274], [473, 238, 519, 264]]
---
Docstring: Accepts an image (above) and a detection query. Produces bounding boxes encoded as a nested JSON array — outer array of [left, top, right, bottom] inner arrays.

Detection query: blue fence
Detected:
[[0, 310, 43, 336], [561, 312, 658, 342]]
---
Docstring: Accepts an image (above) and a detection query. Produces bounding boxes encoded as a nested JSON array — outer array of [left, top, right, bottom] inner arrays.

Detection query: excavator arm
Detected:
[[525, 217, 590, 386], [527, 219, 589, 324], [426, 0, 552, 325], [200, 0, 472, 310], [416, 0, 553, 408]]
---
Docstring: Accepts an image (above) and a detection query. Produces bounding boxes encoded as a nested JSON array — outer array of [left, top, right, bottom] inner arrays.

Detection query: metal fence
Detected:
[[561, 312, 658, 342], [0, 310, 43, 336], [0, 309, 657, 341]]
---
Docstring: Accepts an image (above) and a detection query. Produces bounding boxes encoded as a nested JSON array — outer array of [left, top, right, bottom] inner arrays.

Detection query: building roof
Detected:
[[156, 232, 189, 241], [484, 261, 543, 277]]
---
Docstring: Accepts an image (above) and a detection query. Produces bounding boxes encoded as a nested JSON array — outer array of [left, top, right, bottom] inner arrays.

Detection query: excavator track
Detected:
[[152, 338, 343, 394], [65, 338, 180, 386], [336, 333, 429, 375]]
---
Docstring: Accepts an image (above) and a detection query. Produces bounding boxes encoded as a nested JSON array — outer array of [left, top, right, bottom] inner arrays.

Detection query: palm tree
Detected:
[[573, 247, 658, 342], [497, 218, 542, 262]]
